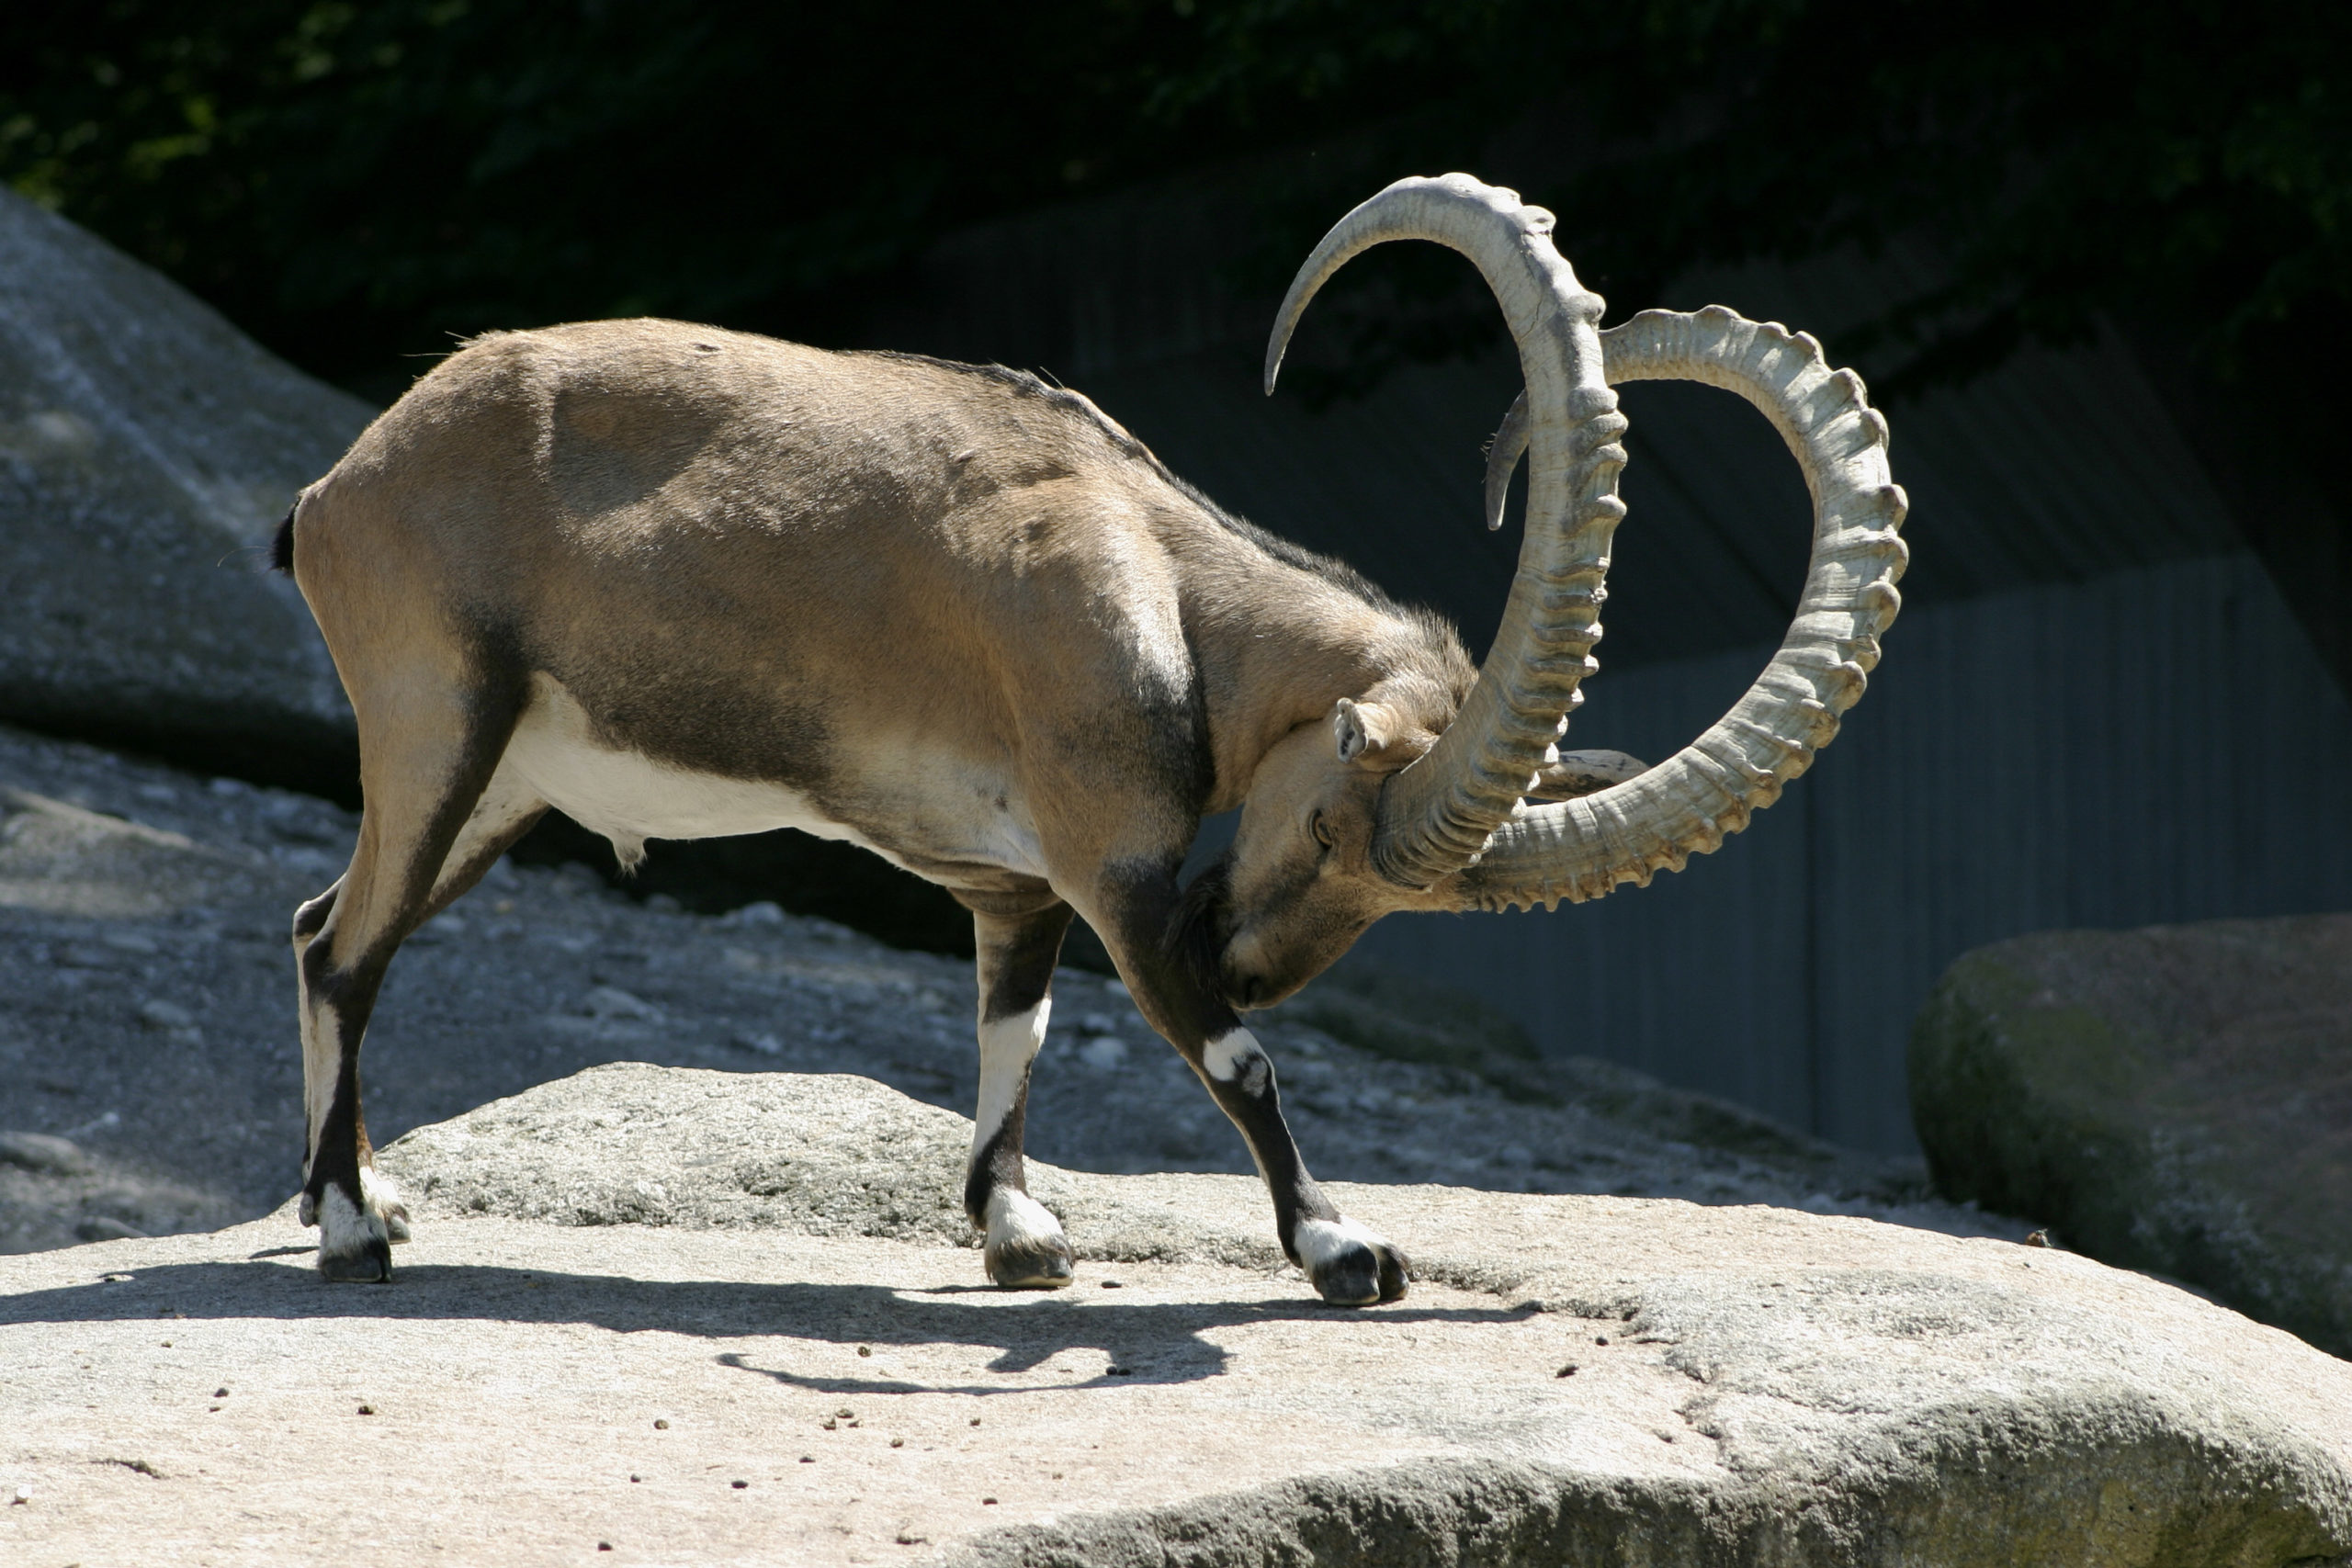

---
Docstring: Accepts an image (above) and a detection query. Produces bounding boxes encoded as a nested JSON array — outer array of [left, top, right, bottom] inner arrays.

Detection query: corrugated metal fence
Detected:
[[1351, 552, 2352, 1151]]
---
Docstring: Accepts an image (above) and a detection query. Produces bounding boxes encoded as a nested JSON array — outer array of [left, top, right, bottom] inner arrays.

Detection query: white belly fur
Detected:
[[503, 674, 1045, 878]]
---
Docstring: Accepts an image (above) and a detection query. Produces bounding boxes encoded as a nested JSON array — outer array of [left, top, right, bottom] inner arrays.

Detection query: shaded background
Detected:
[[7, 0, 2349, 1151]]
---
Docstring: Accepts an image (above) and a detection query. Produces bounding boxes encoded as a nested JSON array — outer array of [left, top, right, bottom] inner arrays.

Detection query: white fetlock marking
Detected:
[[360, 1167, 403, 1213], [317, 1184, 388, 1253], [1294, 1215, 1387, 1272], [985, 1188, 1066, 1254], [970, 1000, 1049, 1158], [1203, 1028, 1265, 1083], [360, 1168, 409, 1240]]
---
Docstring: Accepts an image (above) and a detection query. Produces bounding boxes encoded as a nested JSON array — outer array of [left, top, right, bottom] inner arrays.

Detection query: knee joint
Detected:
[[292, 891, 336, 945]]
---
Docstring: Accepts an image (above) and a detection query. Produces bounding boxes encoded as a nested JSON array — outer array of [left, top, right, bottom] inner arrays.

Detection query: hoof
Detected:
[[1295, 1216, 1410, 1306], [986, 1238, 1076, 1290], [314, 1184, 399, 1282], [982, 1189, 1075, 1290], [319, 1235, 393, 1283]]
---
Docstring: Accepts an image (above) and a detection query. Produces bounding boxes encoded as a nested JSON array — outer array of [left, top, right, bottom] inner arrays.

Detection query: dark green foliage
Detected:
[[5, 1, 2346, 400]]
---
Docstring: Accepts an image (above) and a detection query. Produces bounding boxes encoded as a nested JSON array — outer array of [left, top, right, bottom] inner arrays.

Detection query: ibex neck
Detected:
[[1172, 538, 1452, 813]]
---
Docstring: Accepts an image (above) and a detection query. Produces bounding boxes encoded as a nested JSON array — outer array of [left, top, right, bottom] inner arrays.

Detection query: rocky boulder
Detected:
[[3, 1063, 2347, 1566], [0, 187, 369, 793], [1910, 913, 2352, 1358]]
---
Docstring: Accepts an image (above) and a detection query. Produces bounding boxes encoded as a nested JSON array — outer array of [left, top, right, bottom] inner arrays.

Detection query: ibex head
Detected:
[[1210, 689, 1450, 1009], [1198, 174, 1911, 1010]]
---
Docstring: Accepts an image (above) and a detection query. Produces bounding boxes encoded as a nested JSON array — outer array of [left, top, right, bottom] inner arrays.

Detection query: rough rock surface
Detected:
[[0, 187, 368, 790], [0, 717, 2018, 1258], [3, 1066, 2349, 1566], [1911, 917, 2352, 1357]]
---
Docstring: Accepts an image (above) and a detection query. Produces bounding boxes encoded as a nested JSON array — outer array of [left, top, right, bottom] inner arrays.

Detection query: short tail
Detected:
[[269, 503, 296, 574]]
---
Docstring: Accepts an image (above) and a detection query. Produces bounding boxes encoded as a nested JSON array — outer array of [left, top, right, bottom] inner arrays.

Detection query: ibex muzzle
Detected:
[[276, 175, 1905, 1303]]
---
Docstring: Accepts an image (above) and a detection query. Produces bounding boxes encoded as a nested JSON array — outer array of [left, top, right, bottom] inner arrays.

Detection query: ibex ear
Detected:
[[1332, 698, 1391, 763]]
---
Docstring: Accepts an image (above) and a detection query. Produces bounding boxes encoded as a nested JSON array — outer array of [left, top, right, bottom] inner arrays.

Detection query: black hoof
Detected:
[[319, 1237, 393, 1283], [986, 1236, 1076, 1290], [1376, 1244, 1410, 1303], [1310, 1242, 1411, 1306]]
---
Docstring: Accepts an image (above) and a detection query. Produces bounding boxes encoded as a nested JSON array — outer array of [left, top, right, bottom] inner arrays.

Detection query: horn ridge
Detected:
[[1440, 304, 1908, 912], [1265, 174, 1631, 890]]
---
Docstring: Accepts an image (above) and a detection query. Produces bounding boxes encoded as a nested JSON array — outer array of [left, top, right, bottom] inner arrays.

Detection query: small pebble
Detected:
[[889, 1438, 904, 1449], [969, 1417, 981, 1427], [1051, 1472, 1063, 1480], [629, 1475, 640, 1483], [214, 1387, 229, 1398], [653, 1418, 669, 1430], [1556, 1364, 1577, 1378], [2026, 1229, 2054, 1247], [159, 1342, 171, 1348], [800, 1455, 814, 1463], [837, 1407, 854, 1419], [731, 1479, 749, 1490], [821, 1418, 838, 1430], [1100, 1280, 1123, 1290], [11, 1485, 28, 1506], [982, 1497, 998, 1506], [1595, 1336, 1609, 1347], [356, 1404, 376, 1416], [597, 1544, 612, 1553]]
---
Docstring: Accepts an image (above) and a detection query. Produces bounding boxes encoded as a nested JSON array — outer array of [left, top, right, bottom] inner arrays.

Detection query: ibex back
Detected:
[[277, 175, 1906, 1303]]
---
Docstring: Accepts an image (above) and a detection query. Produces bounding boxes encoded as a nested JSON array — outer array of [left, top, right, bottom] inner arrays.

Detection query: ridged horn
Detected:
[[1484, 389, 1531, 532], [1268, 175, 1629, 889], [1442, 306, 1910, 911]]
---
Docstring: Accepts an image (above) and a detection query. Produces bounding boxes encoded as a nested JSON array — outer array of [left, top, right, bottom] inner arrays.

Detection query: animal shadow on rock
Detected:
[[1, 1257, 1534, 1394]]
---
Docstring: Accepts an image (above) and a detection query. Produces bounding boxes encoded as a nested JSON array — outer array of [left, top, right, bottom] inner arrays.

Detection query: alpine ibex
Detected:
[[275, 175, 1905, 1303]]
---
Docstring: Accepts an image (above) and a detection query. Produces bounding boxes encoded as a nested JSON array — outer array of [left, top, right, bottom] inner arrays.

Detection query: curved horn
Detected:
[[1443, 306, 1909, 911], [1483, 389, 1531, 532], [1268, 175, 1629, 889]]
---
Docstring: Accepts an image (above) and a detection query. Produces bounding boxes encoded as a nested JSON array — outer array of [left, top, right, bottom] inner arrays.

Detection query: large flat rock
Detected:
[[0, 187, 368, 790], [1911, 914, 2352, 1357], [4, 1066, 2347, 1566]]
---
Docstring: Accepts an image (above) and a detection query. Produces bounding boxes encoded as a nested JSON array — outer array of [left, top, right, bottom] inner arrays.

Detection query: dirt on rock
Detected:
[[2, 1115, 2347, 1566]]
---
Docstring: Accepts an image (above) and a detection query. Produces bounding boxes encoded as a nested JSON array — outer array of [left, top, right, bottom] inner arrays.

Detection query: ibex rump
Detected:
[[277, 175, 1905, 1303]]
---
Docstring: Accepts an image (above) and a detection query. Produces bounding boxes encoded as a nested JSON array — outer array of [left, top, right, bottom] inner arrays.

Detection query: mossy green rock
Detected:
[[1911, 914, 2352, 1355]]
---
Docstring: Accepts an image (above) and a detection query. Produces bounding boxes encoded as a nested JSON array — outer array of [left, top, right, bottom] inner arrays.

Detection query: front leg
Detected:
[[961, 892, 1079, 1288], [1092, 864, 1408, 1305]]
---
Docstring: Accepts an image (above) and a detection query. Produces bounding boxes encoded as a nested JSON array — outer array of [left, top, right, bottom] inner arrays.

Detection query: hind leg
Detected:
[[292, 716, 542, 1281], [960, 890, 1078, 1288]]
